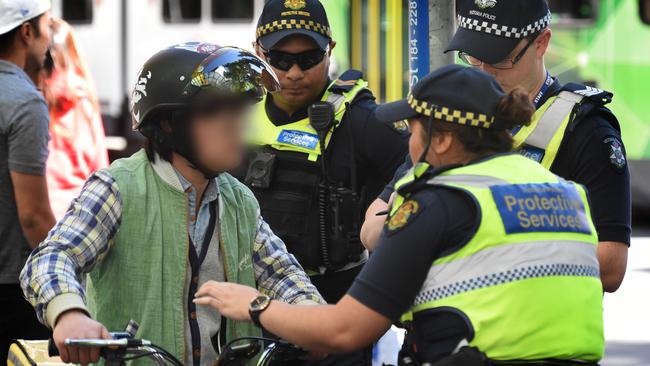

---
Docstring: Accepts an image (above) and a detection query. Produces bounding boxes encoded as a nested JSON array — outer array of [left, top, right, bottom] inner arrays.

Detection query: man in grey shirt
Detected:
[[0, 0, 56, 362]]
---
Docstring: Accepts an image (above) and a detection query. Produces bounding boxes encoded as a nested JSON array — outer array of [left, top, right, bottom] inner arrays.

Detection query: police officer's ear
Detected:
[[252, 42, 266, 60], [534, 28, 552, 59], [327, 41, 336, 56], [431, 131, 454, 158]]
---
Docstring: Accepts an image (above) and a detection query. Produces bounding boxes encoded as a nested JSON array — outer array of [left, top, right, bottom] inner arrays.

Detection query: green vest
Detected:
[[250, 76, 368, 160], [86, 150, 261, 364], [512, 91, 584, 169], [394, 154, 603, 362]]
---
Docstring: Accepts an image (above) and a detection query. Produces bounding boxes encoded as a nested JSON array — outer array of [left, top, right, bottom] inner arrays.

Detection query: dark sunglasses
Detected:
[[262, 47, 328, 71]]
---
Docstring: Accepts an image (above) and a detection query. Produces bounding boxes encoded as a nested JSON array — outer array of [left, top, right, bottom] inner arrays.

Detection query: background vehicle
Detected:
[[339, 0, 650, 210], [48, 0, 650, 205]]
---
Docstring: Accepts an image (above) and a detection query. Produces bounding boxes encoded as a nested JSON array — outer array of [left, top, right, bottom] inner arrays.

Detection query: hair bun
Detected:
[[496, 88, 535, 129]]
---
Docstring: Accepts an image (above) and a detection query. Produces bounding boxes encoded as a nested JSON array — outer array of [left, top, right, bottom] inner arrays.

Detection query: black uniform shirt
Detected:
[[349, 168, 478, 361], [379, 79, 632, 245], [265, 84, 409, 202]]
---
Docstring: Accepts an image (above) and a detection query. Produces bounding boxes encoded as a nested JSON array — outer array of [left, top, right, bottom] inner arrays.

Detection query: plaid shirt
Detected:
[[20, 168, 323, 326]]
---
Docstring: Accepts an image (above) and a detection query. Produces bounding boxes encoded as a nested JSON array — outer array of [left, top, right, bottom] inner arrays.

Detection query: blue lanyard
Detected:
[[533, 71, 553, 108], [511, 72, 552, 136]]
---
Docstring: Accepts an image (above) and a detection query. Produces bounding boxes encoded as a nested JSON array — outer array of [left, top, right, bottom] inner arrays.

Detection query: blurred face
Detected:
[[257, 35, 333, 110], [474, 29, 551, 93], [190, 104, 252, 172], [25, 12, 52, 72]]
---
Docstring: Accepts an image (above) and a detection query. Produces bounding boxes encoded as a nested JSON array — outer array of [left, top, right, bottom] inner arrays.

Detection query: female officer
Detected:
[[194, 65, 605, 366]]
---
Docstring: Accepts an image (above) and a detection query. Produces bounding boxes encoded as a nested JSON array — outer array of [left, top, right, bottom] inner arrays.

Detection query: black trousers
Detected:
[[302, 265, 372, 366], [0, 284, 51, 364]]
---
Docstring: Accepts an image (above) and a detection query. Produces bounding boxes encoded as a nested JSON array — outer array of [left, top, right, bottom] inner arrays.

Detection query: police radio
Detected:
[[308, 102, 335, 267], [308, 102, 335, 154]]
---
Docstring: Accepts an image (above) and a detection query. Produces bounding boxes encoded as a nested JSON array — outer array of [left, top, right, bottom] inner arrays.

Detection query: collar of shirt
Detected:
[[264, 79, 331, 126], [174, 169, 220, 203], [150, 153, 220, 249], [0, 59, 37, 88], [173, 169, 219, 249]]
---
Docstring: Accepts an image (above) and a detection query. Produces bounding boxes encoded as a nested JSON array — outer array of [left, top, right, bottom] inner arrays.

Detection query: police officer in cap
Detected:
[[237, 2, 408, 363], [196, 64, 605, 366], [363, 0, 630, 293]]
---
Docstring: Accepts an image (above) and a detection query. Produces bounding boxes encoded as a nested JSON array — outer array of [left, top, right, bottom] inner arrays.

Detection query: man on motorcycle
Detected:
[[20, 43, 324, 366]]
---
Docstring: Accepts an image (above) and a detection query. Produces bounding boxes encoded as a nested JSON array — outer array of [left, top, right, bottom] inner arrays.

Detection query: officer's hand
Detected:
[[53, 310, 111, 365], [194, 281, 260, 322]]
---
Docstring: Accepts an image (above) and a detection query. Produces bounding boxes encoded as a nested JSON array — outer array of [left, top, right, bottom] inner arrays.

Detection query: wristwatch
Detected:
[[249, 294, 272, 327]]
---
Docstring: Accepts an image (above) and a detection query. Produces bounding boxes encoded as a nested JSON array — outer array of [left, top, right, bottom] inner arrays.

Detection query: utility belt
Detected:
[[241, 149, 365, 271], [398, 346, 600, 366]]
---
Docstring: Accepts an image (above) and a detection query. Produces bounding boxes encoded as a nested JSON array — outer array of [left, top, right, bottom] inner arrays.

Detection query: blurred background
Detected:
[[46, 1, 649, 365]]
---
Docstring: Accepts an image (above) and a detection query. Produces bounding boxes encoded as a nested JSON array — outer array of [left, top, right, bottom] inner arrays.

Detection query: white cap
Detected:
[[0, 0, 51, 35]]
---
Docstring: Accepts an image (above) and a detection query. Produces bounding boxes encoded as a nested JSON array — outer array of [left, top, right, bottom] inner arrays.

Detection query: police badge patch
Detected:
[[385, 199, 421, 235], [285, 0, 306, 10], [475, 0, 497, 9], [603, 136, 627, 170], [392, 120, 410, 134]]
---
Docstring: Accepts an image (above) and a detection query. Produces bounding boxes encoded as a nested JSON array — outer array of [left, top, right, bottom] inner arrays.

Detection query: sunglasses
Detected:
[[262, 47, 328, 71]]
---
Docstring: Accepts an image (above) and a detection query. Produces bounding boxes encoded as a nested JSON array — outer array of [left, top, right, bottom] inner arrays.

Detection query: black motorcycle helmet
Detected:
[[131, 42, 280, 178]]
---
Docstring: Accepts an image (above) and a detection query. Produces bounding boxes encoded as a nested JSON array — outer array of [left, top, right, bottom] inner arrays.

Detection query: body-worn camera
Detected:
[[244, 151, 277, 189]]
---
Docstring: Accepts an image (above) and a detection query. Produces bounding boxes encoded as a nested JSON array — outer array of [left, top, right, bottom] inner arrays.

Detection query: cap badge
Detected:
[[284, 0, 306, 10], [475, 0, 497, 9]]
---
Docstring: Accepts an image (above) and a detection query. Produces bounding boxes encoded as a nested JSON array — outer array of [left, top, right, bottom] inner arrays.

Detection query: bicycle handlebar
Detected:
[[49, 333, 305, 366], [47, 338, 59, 357], [48, 336, 182, 366], [47, 333, 142, 356]]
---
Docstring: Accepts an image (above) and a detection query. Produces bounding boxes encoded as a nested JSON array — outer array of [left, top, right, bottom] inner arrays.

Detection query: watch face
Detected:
[[250, 295, 271, 311]]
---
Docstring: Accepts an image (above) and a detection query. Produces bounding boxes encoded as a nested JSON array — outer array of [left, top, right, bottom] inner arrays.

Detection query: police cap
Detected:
[[256, 0, 332, 50], [375, 64, 513, 130], [446, 0, 551, 65]]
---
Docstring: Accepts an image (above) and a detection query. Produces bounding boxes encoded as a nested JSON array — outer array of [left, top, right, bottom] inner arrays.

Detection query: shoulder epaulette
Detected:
[[562, 83, 619, 133], [562, 82, 613, 106], [328, 69, 364, 94]]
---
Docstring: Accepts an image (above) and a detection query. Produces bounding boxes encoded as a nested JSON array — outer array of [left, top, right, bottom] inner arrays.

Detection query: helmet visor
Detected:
[[183, 47, 280, 102]]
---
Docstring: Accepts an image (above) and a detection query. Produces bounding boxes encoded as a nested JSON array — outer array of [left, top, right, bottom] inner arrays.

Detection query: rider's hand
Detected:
[[53, 310, 111, 365], [194, 281, 260, 322]]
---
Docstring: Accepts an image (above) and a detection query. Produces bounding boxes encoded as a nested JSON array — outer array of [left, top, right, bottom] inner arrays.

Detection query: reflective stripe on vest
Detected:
[[250, 78, 368, 161], [413, 240, 598, 306], [513, 91, 584, 169], [397, 154, 603, 362]]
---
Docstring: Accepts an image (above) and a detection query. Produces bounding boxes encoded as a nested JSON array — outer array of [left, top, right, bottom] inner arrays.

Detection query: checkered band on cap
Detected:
[[458, 10, 552, 39], [407, 94, 495, 129], [256, 19, 332, 39]]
